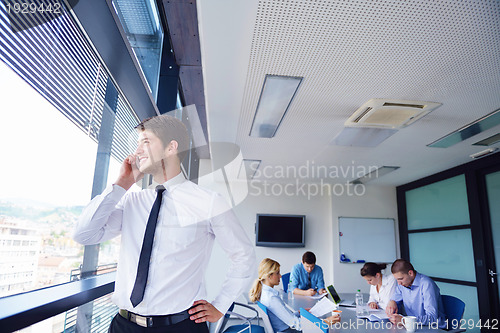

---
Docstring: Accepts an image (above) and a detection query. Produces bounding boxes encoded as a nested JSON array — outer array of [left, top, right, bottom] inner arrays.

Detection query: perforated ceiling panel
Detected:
[[205, 0, 500, 185]]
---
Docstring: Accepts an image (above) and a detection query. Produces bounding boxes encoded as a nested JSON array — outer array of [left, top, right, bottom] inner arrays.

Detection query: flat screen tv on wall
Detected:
[[255, 214, 305, 247]]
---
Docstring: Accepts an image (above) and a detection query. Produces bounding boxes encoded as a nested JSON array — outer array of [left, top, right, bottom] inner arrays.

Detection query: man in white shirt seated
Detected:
[[73, 114, 256, 333]]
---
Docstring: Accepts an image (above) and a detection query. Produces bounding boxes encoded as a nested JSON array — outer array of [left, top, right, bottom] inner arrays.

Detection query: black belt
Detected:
[[119, 309, 190, 328]]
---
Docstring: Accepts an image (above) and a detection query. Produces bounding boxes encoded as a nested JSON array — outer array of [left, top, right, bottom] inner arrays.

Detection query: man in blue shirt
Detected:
[[290, 251, 326, 296], [386, 259, 446, 329]]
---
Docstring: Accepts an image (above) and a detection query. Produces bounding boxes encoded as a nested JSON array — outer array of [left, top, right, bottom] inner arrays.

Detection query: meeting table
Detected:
[[279, 291, 465, 333]]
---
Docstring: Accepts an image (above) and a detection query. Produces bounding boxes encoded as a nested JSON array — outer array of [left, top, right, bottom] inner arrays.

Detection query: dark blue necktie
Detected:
[[130, 186, 166, 307]]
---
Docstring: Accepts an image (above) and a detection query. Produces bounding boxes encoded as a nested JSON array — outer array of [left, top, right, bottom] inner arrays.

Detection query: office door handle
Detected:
[[489, 269, 497, 283]]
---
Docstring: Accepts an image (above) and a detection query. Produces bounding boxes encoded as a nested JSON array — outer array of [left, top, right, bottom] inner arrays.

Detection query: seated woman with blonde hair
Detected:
[[249, 258, 339, 333]]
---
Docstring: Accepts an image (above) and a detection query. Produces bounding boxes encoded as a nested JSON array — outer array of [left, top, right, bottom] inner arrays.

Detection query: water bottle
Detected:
[[355, 289, 368, 316], [288, 281, 294, 300]]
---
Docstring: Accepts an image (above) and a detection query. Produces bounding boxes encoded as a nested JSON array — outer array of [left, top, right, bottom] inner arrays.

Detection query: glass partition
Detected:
[[409, 229, 476, 282], [485, 170, 500, 306], [404, 172, 479, 328], [406, 175, 470, 230], [436, 282, 480, 333]]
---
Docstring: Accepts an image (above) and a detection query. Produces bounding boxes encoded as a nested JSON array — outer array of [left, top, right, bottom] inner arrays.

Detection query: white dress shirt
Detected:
[[368, 273, 397, 310], [260, 283, 301, 332], [260, 284, 301, 332], [73, 172, 256, 316]]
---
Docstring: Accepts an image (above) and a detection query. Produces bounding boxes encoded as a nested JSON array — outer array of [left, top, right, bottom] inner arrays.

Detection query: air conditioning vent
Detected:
[[353, 107, 373, 123], [383, 102, 425, 109], [346, 99, 442, 129]]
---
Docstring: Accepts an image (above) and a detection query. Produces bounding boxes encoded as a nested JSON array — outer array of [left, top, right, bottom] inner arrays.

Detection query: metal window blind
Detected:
[[0, 0, 139, 162]]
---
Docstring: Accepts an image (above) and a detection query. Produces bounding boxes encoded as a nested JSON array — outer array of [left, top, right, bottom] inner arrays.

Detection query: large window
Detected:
[[17, 293, 117, 333], [0, 0, 141, 300], [0, 0, 196, 330], [0, 61, 96, 297]]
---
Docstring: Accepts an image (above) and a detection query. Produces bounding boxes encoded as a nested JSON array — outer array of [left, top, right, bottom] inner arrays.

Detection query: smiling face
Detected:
[[363, 272, 382, 286], [135, 130, 178, 179], [393, 270, 415, 288]]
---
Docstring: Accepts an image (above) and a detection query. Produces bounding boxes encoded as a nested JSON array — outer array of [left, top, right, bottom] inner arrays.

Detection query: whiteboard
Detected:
[[338, 217, 397, 263]]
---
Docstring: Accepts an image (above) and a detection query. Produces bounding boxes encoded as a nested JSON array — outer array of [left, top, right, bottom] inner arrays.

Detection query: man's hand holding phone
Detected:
[[114, 154, 144, 190]]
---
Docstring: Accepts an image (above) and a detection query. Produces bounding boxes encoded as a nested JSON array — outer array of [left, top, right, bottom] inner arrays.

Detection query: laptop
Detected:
[[326, 285, 356, 307]]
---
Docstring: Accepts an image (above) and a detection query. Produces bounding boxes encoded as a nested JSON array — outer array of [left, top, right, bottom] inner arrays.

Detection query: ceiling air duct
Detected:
[[345, 99, 442, 129]]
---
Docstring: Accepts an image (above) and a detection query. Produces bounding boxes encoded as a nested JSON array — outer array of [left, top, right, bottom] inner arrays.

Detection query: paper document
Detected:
[[309, 293, 327, 300], [357, 309, 389, 322], [309, 297, 337, 317]]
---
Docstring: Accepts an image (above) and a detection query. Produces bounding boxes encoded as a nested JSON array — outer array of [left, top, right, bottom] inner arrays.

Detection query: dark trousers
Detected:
[[108, 313, 209, 333]]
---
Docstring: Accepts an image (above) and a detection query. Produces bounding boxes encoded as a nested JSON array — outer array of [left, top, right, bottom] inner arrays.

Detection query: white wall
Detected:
[[330, 185, 399, 294], [198, 159, 399, 301], [198, 154, 334, 299], [236, 181, 334, 283]]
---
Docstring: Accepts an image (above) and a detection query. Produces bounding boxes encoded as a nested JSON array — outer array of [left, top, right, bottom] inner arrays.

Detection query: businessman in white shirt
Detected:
[[73, 114, 256, 332]]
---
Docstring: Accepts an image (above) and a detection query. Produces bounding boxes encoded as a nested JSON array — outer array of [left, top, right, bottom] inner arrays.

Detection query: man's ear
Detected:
[[408, 270, 415, 277], [166, 140, 179, 153]]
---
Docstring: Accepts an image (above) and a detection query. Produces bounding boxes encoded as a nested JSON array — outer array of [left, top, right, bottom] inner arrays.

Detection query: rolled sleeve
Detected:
[[315, 266, 325, 290]]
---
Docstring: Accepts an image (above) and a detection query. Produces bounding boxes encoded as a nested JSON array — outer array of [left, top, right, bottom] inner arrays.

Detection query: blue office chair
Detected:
[[282, 272, 291, 293], [256, 301, 275, 333], [214, 302, 266, 333], [441, 295, 465, 323], [299, 308, 328, 333]]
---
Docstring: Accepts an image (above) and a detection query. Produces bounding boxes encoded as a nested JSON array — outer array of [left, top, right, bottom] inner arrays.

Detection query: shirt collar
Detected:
[[161, 172, 187, 192], [262, 283, 279, 296], [410, 272, 421, 288]]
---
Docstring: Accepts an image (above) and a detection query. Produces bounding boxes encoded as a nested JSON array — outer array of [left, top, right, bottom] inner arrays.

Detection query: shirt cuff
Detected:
[[109, 184, 127, 200], [211, 295, 232, 316]]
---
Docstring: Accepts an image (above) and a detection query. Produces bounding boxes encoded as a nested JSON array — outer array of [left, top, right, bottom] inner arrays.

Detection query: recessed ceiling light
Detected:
[[472, 133, 500, 146], [428, 108, 500, 148], [350, 166, 400, 184], [332, 127, 397, 147], [238, 159, 261, 180], [249, 75, 302, 138]]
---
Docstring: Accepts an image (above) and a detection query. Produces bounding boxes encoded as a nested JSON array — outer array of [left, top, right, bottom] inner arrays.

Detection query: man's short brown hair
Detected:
[[136, 114, 190, 162], [391, 259, 415, 274], [302, 251, 316, 265]]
